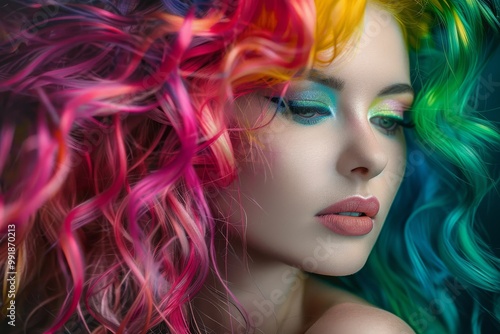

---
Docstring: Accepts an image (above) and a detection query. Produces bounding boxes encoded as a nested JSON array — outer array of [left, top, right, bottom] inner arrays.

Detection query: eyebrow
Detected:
[[307, 69, 345, 91], [306, 69, 414, 97], [378, 83, 414, 97]]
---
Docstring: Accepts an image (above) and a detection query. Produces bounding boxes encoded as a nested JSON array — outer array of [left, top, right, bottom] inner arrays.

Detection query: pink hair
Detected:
[[0, 0, 323, 332]]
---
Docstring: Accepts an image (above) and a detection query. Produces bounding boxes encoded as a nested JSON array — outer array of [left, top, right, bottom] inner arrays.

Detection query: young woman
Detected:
[[0, 0, 499, 333]]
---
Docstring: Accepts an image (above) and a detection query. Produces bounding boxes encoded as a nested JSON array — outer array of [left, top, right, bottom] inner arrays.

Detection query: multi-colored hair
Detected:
[[0, 0, 498, 333], [338, 1, 500, 334]]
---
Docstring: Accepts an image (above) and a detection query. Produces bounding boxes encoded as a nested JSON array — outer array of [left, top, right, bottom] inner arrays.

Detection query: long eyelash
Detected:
[[267, 96, 333, 126], [268, 96, 287, 110], [267, 97, 332, 115], [395, 119, 415, 129], [371, 115, 415, 136], [376, 111, 416, 129], [387, 121, 413, 135]]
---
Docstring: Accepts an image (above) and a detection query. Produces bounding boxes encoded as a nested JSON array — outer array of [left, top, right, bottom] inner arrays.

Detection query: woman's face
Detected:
[[215, 4, 412, 275]]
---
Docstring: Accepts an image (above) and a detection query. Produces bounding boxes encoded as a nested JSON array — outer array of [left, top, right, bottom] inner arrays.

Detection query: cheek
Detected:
[[382, 138, 407, 194], [213, 127, 306, 229], [207, 130, 284, 232]]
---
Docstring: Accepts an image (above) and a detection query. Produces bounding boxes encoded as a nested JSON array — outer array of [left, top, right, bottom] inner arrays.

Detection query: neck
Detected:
[[192, 236, 309, 334]]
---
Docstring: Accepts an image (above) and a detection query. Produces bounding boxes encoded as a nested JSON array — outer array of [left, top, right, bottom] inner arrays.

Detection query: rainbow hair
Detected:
[[0, 0, 499, 333], [337, 1, 500, 333]]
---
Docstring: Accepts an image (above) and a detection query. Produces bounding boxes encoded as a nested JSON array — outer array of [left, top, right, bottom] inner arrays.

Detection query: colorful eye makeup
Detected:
[[266, 81, 414, 134], [368, 99, 414, 136], [267, 82, 337, 126]]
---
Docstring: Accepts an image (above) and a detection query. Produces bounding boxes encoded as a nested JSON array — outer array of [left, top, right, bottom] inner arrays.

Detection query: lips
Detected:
[[316, 196, 380, 218], [316, 197, 380, 236]]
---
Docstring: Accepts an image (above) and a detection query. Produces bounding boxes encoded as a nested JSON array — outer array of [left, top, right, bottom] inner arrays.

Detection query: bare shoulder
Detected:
[[304, 302, 415, 334], [303, 277, 415, 334]]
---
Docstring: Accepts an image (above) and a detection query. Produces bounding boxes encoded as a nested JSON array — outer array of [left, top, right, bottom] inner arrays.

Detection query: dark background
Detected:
[[474, 39, 500, 333]]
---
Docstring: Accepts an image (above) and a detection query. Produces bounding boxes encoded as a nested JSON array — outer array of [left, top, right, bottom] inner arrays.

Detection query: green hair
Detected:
[[334, 1, 500, 333]]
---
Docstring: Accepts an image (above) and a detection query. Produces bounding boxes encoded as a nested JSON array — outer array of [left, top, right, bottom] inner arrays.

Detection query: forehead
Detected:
[[313, 4, 410, 97]]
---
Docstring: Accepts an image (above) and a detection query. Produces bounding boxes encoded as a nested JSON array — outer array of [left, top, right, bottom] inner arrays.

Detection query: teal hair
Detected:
[[335, 1, 500, 333]]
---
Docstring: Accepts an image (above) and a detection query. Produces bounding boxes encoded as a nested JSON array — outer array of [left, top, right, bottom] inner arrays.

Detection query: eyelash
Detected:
[[268, 96, 415, 135], [370, 114, 415, 136], [268, 97, 333, 126]]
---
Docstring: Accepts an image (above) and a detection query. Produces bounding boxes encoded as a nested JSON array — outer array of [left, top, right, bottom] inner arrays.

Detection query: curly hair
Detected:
[[0, 0, 499, 333]]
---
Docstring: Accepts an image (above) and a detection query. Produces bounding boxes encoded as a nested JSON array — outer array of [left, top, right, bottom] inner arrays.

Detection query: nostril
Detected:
[[351, 167, 370, 175]]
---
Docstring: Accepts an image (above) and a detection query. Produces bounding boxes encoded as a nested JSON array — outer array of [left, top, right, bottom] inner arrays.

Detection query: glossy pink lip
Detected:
[[316, 197, 380, 236]]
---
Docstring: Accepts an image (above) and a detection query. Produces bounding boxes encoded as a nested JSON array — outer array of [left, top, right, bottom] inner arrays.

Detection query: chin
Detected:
[[289, 240, 374, 277], [309, 256, 370, 277]]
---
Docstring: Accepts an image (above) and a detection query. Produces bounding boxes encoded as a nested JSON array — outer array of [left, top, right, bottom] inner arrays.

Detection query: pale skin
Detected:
[[193, 4, 416, 334]]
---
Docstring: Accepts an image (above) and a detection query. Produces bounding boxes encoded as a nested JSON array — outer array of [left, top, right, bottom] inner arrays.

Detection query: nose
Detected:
[[335, 118, 388, 180]]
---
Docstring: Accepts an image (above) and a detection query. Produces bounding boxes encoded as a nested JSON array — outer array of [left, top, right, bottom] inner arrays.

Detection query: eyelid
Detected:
[[266, 97, 333, 116], [266, 96, 334, 114], [370, 99, 411, 117], [368, 97, 415, 134], [287, 100, 333, 112], [368, 109, 405, 120], [266, 96, 335, 126], [280, 81, 338, 105]]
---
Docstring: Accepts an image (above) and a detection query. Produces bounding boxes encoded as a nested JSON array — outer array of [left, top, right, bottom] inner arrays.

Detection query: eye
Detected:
[[370, 115, 414, 136], [371, 116, 398, 131], [268, 97, 333, 126]]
